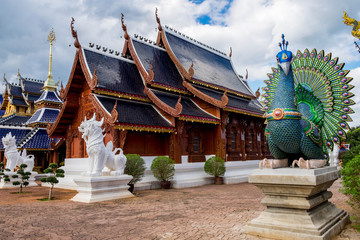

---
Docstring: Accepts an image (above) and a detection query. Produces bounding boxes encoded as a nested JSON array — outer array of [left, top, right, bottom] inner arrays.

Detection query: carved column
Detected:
[[240, 119, 247, 160], [216, 111, 228, 160], [173, 120, 184, 163], [66, 126, 72, 158], [119, 130, 128, 149], [113, 128, 120, 148]]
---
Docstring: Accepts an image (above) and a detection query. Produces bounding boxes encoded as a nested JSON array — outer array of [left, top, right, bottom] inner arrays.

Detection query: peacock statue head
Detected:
[[276, 34, 293, 76]]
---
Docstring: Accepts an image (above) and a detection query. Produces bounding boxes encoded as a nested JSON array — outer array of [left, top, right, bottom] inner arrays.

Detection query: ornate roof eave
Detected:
[[90, 93, 118, 125], [178, 115, 220, 125], [144, 87, 182, 117], [121, 14, 154, 84], [183, 80, 228, 108], [60, 18, 97, 101]]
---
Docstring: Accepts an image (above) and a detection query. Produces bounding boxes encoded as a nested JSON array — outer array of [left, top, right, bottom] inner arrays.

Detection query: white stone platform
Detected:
[[56, 157, 261, 190], [0, 171, 38, 188], [71, 175, 134, 203], [245, 166, 349, 240]]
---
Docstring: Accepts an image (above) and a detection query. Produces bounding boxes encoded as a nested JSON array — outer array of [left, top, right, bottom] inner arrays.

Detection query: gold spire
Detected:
[[43, 28, 57, 91]]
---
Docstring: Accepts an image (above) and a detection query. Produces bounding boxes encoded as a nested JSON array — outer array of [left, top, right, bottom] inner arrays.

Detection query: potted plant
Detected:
[[124, 154, 146, 193], [151, 156, 175, 189], [204, 156, 226, 184]]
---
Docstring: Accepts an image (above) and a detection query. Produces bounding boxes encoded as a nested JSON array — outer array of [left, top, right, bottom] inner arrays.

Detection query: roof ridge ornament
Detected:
[[229, 47, 232, 58], [71, 17, 80, 48], [121, 13, 130, 40], [155, 8, 162, 31], [44, 28, 57, 92]]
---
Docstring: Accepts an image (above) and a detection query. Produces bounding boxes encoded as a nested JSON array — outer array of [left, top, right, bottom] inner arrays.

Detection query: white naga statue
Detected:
[[78, 114, 126, 177], [2, 132, 35, 172]]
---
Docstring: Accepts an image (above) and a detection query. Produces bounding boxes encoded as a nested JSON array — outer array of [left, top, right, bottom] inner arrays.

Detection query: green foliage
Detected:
[[341, 154, 360, 231], [151, 156, 175, 181], [204, 156, 226, 177], [125, 154, 146, 184], [342, 126, 360, 166], [12, 164, 31, 193], [41, 163, 65, 200]]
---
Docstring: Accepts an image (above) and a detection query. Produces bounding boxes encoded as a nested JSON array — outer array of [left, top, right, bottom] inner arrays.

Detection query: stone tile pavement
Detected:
[[0, 180, 358, 240]]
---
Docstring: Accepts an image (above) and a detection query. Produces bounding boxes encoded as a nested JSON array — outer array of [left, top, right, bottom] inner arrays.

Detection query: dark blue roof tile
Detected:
[[83, 48, 146, 97], [22, 78, 44, 93], [35, 91, 62, 103], [165, 30, 254, 96], [95, 95, 173, 128], [22, 129, 55, 149], [132, 39, 185, 91], [0, 115, 31, 126]]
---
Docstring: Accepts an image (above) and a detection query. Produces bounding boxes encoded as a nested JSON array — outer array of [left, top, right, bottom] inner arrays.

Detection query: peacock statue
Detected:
[[261, 34, 355, 169]]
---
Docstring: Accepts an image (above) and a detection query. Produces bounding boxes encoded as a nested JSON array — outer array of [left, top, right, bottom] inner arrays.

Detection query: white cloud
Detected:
[[0, 0, 359, 124]]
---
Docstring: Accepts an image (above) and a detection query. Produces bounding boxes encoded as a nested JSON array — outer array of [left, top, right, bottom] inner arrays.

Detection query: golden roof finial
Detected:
[[44, 28, 57, 91]]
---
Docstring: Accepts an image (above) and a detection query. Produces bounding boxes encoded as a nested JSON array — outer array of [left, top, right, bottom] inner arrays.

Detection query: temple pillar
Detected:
[[216, 111, 228, 160]]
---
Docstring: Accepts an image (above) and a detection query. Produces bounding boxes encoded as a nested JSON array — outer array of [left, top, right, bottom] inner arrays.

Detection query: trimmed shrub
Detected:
[[151, 156, 175, 181], [204, 156, 226, 177], [125, 154, 146, 184]]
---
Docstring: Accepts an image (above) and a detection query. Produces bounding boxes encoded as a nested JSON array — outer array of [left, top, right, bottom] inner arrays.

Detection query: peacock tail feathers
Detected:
[[262, 49, 355, 156]]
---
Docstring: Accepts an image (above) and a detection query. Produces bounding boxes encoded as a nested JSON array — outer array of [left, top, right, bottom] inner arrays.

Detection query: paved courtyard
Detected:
[[0, 180, 358, 240]]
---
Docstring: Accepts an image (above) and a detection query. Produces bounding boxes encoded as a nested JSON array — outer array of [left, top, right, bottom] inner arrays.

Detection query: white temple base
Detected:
[[245, 166, 349, 240], [0, 171, 38, 188], [71, 175, 134, 203], [56, 157, 261, 191]]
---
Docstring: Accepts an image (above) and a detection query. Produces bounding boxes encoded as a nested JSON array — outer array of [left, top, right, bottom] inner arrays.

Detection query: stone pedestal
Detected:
[[245, 166, 349, 240], [71, 175, 134, 203], [0, 171, 38, 188]]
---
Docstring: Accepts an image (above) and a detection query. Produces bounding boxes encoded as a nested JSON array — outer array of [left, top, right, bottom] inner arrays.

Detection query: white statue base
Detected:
[[71, 175, 134, 203], [0, 171, 38, 188], [245, 166, 349, 240]]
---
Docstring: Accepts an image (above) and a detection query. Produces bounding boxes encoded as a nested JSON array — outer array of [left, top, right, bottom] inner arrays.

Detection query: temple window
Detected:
[[231, 131, 236, 151], [193, 136, 200, 153], [248, 132, 254, 151]]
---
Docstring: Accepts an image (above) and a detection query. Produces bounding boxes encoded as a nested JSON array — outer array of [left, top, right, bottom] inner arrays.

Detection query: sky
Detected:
[[0, 0, 360, 127]]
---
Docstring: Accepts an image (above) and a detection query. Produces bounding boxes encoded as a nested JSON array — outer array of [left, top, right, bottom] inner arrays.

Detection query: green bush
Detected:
[[125, 154, 146, 184], [341, 154, 360, 231], [151, 156, 175, 181], [204, 156, 226, 177]]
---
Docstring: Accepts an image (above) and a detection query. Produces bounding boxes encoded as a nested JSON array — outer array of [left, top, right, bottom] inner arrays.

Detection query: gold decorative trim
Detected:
[[150, 83, 188, 95], [93, 89, 150, 102], [178, 116, 219, 124], [223, 107, 264, 118], [115, 124, 175, 133]]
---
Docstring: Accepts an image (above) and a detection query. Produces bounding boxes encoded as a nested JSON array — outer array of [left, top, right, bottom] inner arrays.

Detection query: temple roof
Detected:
[[9, 84, 23, 97], [83, 48, 146, 97], [10, 97, 28, 106], [27, 108, 60, 125], [35, 90, 62, 103], [20, 77, 44, 94], [27, 94, 42, 102], [150, 89, 219, 123], [0, 128, 31, 149], [20, 129, 57, 149], [0, 114, 31, 126], [132, 39, 185, 91], [95, 94, 174, 131], [164, 29, 254, 97], [192, 84, 263, 116]]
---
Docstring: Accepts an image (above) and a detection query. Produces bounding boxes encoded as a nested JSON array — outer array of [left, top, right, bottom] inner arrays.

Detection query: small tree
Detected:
[[151, 156, 175, 182], [12, 164, 31, 193], [125, 154, 146, 185], [40, 163, 65, 200]]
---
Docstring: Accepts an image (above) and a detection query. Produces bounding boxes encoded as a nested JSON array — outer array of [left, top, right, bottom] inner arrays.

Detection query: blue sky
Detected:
[[0, 0, 360, 126]]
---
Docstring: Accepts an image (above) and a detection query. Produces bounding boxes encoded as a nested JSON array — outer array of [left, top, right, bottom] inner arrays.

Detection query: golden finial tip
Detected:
[[48, 28, 56, 43]]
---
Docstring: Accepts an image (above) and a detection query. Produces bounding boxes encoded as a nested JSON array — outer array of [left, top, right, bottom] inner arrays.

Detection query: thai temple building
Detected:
[[47, 12, 271, 175], [0, 29, 63, 172]]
